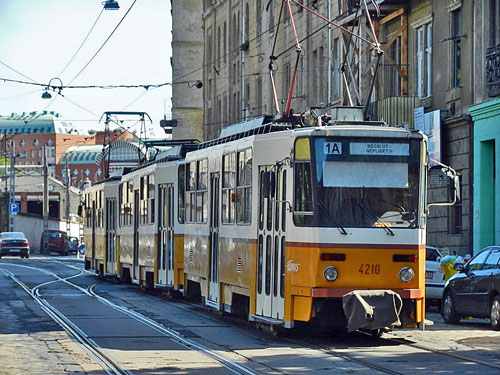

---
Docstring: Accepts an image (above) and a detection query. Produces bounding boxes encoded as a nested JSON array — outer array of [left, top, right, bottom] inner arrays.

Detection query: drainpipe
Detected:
[[241, 1, 246, 120], [327, 0, 332, 107]]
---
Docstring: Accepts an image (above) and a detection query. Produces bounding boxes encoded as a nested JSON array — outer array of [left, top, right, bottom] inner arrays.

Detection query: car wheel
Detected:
[[490, 296, 500, 331], [442, 291, 460, 324]]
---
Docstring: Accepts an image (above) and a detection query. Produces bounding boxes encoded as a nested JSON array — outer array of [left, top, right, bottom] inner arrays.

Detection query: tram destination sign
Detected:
[[350, 142, 409, 156]]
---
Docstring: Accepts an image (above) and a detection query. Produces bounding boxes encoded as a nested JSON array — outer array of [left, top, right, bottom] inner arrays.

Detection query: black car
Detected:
[[0, 232, 30, 259], [441, 246, 500, 330]]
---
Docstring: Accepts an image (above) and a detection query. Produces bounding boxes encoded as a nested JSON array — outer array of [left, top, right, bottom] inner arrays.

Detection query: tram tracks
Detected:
[[0, 263, 259, 375], [31, 261, 500, 375], [0, 266, 130, 375]]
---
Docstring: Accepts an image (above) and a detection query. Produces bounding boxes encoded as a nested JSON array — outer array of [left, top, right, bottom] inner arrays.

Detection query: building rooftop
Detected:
[[0, 111, 86, 136]]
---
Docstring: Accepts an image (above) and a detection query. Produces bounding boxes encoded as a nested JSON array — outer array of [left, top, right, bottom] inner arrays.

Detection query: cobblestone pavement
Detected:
[[388, 309, 500, 364]]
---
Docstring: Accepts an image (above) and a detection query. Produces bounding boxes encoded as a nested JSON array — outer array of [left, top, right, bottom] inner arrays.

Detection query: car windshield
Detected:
[[48, 232, 63, 239], [1, 232, 25, 239], [426, 247, 442, 261]]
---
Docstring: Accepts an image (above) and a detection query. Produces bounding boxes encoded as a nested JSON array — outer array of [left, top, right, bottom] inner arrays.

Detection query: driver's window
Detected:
[[468, 250, 490, 271], [483, 250, 500, 270]]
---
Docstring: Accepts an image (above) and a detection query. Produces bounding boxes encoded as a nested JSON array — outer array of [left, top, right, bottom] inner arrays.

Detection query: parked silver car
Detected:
[[68, 236, 79, 253], [0, 232, 30, 259], [425, 246, 445, 309]]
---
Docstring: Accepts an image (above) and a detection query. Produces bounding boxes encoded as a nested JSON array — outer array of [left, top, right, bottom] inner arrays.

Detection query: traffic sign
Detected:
[[9, 202, 19, 214]]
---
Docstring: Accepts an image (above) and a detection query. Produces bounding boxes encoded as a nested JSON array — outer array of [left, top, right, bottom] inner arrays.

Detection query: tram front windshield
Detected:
[[295, 137, 422, 229]]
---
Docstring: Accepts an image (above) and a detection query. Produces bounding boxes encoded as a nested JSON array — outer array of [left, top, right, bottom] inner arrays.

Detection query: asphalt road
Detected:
[[1, 255, 500, 375]]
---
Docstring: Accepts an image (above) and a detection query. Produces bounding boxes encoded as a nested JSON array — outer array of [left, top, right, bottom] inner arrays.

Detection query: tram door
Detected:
[[105, 198, 117, 274], [157, 184, 175, 285], [91, 202, 96, 269], [207, 173, 220, 308], [133, 190, 140, 280], [256, 166, 286, 320]]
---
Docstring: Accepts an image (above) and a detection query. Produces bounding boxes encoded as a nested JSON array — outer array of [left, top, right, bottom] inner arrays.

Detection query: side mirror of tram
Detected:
[[427, 159, 460, 212]]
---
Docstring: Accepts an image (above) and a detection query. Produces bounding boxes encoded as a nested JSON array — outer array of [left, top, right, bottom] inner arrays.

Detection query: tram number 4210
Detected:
[[359, 264, 381, 275]]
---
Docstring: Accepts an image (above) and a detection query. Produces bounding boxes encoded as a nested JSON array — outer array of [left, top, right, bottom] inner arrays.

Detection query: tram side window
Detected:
[[178, 164, 185, 223], [222, 152, 236, 224], [140, 176, 147, 224], [185, 161, 197, 223], [85, 193, 92, 227], [294, 162, 314, 226], [96, 190, 104, 228], [196, 159, 208, 223], [119, 181, 133, 227], [139, 174, 155, 225], [236, 148, 252, 224]]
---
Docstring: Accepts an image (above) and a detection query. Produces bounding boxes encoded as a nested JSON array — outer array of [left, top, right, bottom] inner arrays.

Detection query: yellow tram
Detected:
[[83, 109, 458, 332]]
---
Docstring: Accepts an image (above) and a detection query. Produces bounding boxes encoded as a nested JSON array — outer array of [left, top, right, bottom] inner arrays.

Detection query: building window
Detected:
[[451, 8, 462, 88], [416, 22, 432, 98], [223, 22, 227, 64], [489, 0, 500, 47], [333, 38, 340, 98], [256, 0, 262, 40]]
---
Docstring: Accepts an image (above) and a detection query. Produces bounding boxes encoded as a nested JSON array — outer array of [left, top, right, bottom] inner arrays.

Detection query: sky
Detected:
[[0, 0, 172, 138]]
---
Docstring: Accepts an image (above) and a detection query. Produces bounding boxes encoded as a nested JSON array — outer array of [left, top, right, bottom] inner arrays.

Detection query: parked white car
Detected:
[[425, 246, 445, 310]]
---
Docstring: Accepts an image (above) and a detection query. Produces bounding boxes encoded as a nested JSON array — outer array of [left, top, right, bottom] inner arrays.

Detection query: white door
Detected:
[[105, 198, 117, 274], [207, 173, 220, 308], [256, 166, 286, 320], [158, 184, 175, 285]]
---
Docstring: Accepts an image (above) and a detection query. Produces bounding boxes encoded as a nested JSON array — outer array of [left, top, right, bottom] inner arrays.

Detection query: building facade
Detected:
[[167, 0, 500, 254], [170, 0, 205, 141], [468, 0, 500, 253]]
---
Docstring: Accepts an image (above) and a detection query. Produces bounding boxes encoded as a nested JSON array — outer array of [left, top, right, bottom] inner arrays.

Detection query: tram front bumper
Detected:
[[342, 290, 403, 332]]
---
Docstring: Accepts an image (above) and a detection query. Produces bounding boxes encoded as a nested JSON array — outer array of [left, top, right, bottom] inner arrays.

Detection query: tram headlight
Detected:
[[323, 266, 338, 282], [398, 267, 415, 283]]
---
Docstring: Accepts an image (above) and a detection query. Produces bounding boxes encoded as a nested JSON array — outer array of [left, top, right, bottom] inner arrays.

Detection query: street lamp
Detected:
[[103, 0, 119, 10], [41, 77, 63, 99]]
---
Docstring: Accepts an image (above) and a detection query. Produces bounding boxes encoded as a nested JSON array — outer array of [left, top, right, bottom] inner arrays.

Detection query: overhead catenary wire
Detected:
[[68, 0, 138, 85], [57, 7, 105, 80]]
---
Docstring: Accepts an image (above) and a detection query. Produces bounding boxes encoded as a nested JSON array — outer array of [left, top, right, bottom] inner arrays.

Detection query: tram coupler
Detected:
[[342, 290, 403, 332]]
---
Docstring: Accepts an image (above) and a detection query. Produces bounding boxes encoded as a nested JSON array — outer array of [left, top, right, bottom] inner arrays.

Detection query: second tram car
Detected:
[[83, 109, 458, 333]]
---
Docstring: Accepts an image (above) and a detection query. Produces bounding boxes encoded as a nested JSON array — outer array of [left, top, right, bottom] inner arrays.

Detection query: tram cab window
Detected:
[[236, 148, 252, 224], [293, 138, 314, 226], [311, 137, 421, 229]]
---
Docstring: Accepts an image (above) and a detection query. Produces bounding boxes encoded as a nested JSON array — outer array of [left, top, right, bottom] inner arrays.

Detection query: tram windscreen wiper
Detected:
[[357, 202, 395, 236], [317, 199, 348, 235]]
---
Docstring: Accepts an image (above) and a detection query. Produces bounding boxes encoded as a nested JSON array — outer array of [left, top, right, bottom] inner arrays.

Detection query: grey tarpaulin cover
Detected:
[[342, 290, 403, 332]]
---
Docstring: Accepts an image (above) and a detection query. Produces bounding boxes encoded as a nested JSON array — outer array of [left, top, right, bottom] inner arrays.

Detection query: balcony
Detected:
[[367, 96, 421, 127], [486, 43, 500, 97]]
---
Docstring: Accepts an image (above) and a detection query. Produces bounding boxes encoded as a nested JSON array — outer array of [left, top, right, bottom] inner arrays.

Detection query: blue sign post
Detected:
[[9, 202, 19, 215]]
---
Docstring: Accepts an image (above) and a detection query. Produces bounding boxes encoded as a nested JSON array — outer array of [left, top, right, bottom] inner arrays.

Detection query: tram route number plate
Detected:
[[425, 271, 433, 279]]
